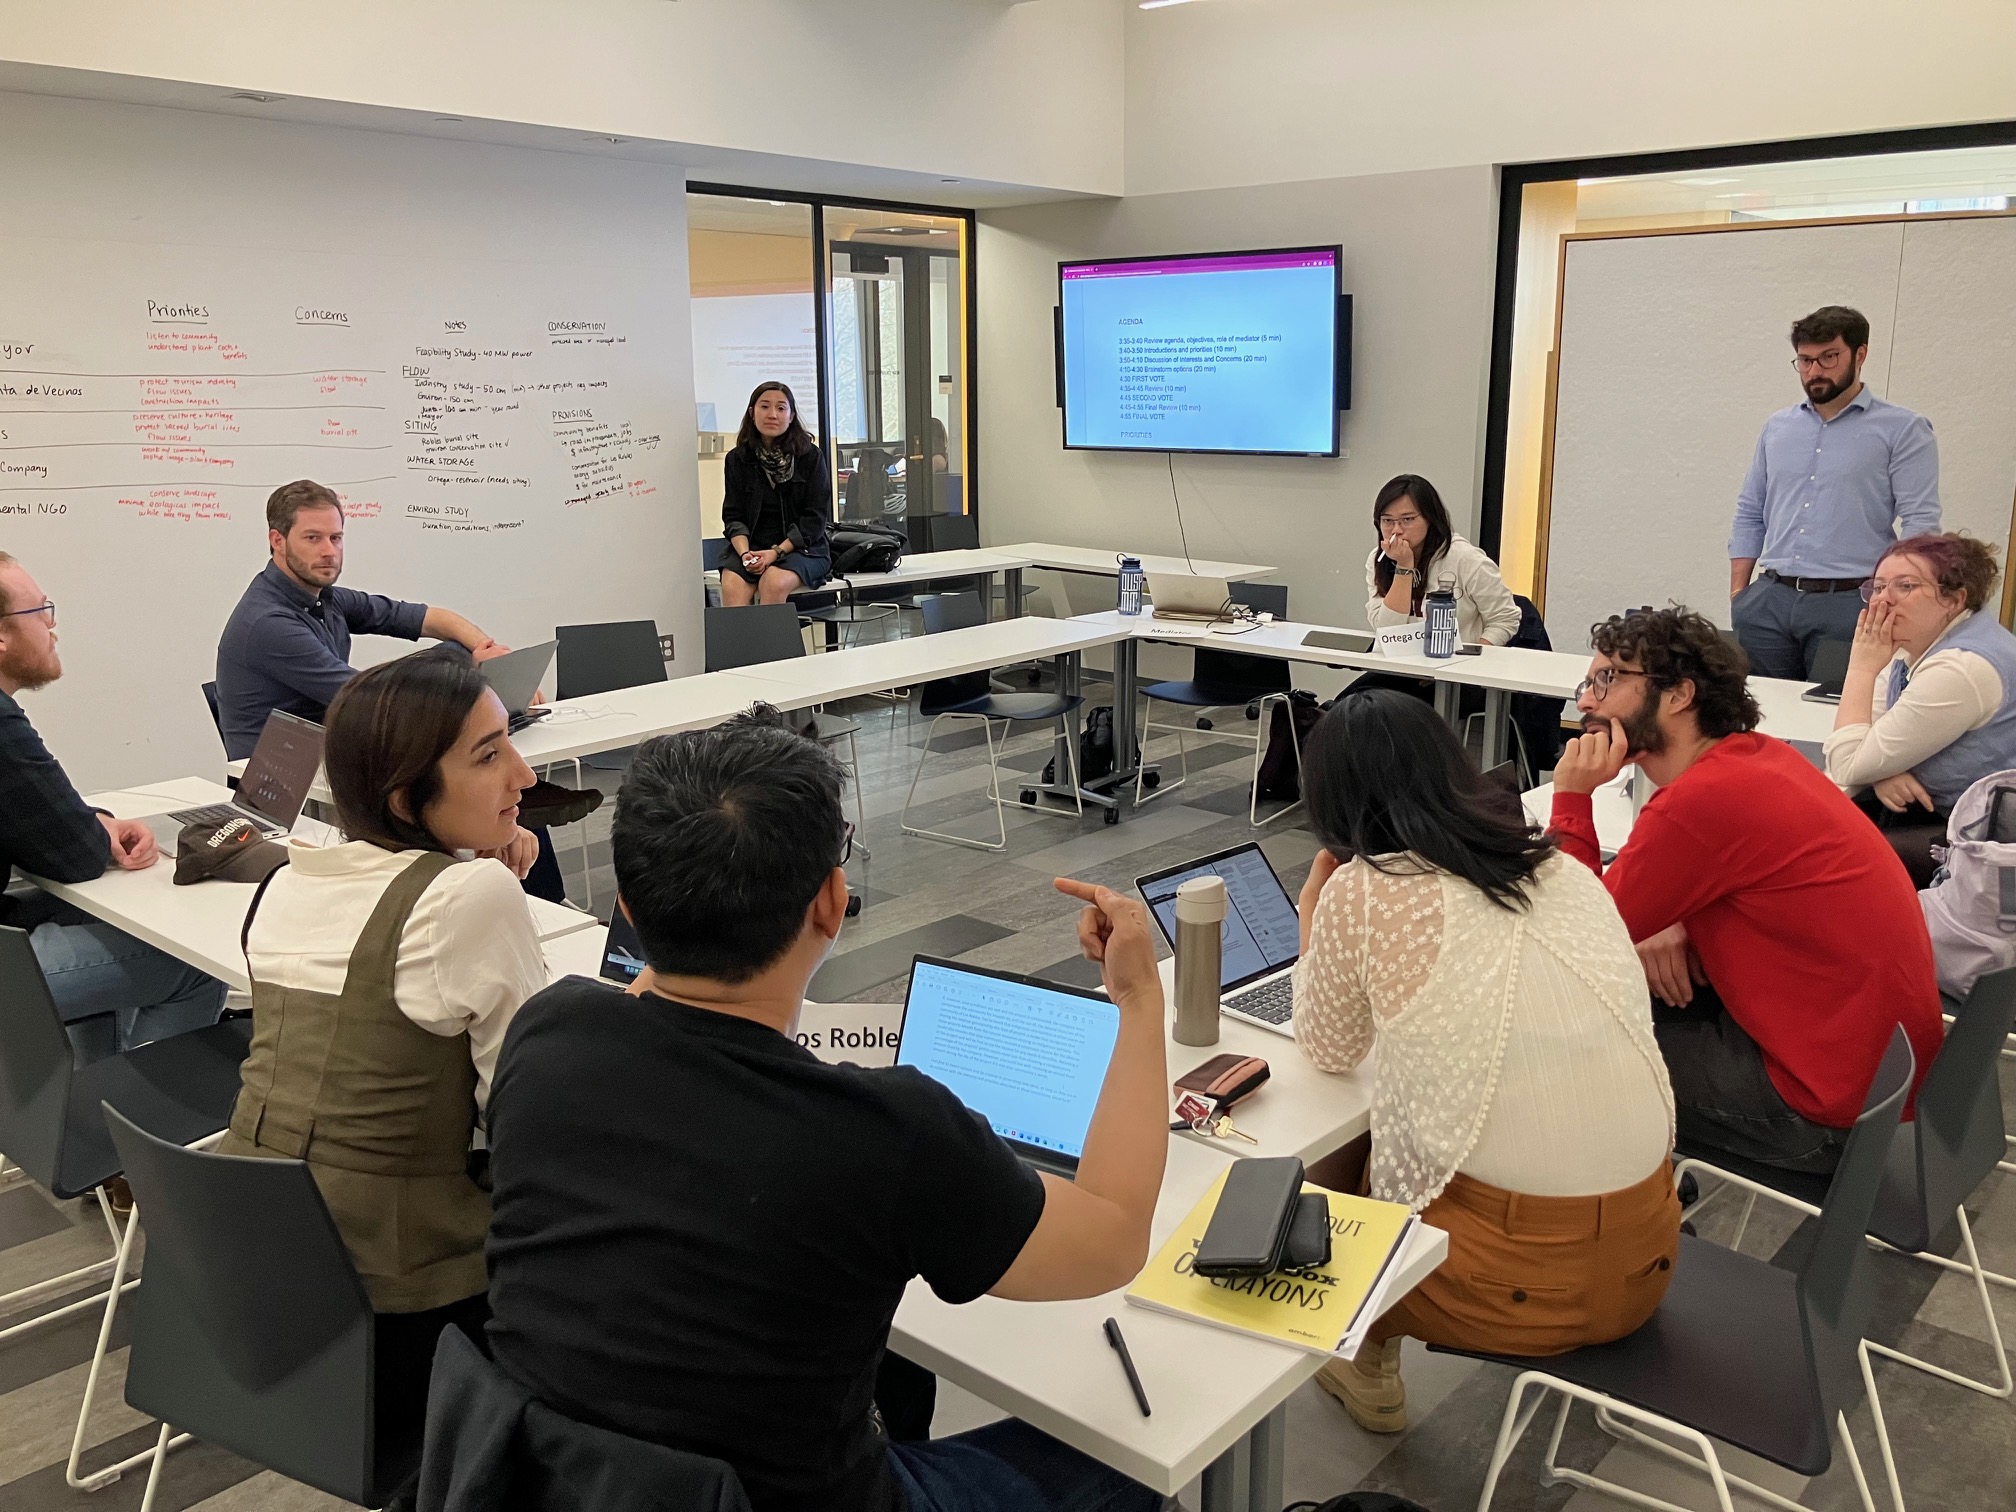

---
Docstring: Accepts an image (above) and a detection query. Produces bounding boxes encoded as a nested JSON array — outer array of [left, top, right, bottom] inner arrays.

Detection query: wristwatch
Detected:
[[1392, 566, 1416, 578]]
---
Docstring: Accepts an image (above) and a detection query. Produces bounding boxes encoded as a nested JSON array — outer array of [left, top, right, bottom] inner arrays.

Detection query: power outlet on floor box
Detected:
[[659, 634, 675, 662]]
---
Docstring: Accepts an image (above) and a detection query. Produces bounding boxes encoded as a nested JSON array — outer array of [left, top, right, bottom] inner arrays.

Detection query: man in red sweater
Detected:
[[1552, 606, 1941, 1174]]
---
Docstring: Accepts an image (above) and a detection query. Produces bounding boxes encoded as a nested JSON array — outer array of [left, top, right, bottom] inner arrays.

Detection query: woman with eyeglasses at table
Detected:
[[1365, 473, 1521, 648], [220, 645, 549, 1508], [718, 380, 833, 608], [1825, 532, 2016, 886], [1290, 690, 1679, 1436]]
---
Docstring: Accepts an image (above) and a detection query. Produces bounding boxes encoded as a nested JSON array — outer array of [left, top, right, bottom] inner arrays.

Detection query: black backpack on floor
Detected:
[[1286, 1496, 1433, 1512], [1254, 690, 1326, 802]]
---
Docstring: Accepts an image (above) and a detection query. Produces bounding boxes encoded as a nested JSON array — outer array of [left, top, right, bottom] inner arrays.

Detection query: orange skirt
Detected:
[[1373, 1165, 1681, 1357]]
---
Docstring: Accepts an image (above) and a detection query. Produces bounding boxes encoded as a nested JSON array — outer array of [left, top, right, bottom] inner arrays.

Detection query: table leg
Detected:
[[985, 570, 1003, 622], [1246, 1402, 1287, 1511], [1199, 1431, 1253, 1512], [1479, 686, 1510, 770], [1004, 566, 1025, 619], [1086, 634, 1151, 818], [1431, 676, 1461, 729]]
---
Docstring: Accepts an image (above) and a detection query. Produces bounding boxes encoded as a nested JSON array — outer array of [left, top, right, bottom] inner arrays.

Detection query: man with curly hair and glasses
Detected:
[[1550, 605, 1942, 1175]]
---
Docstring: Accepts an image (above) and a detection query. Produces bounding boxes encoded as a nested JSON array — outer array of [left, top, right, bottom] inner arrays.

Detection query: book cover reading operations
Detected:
[[1125, 1171, 1415, 1356]]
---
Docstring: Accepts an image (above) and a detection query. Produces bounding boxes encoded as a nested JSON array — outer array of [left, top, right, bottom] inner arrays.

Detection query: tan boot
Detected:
[[1315, 1335, 1407, 1433]]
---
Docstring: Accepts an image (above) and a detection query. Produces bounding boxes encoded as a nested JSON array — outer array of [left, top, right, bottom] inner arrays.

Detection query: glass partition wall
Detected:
[[687, 187, 974, 555]]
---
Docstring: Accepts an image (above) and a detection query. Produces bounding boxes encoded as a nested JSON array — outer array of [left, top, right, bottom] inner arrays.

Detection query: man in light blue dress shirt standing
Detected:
[[1728, 305, 1940, 680]]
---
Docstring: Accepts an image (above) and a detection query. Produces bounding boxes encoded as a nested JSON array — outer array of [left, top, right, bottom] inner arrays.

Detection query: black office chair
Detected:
[[103, 1104, 421, 1510], [417, 1326, 751, 1511], [901, 592, 1084, 851], [1674, 969, 2016, 1404], [1135, 582, 1300, 826], [555, 620, 667, 701], [0, 927, 253, 1493], [1446, 1028, 1914, 1512], [700, 536, 727, 608], [200, 681, 225, 746], [704, 605, 871, 857]]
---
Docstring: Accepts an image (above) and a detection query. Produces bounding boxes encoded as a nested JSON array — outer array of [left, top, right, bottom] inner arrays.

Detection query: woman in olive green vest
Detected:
[[222, 646, 548, 1471]]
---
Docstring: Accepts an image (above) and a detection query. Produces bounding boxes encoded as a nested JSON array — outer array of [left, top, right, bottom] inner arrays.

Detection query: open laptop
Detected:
[[147, 709, 324, 854], [897, 957, 1121, 1177], [1801, 638, 1851, 704], [1137, 842, 1301, 1037], [1145, 572, 1234, 623], [598, 908, 648, 986], [480, 639, 556, 734]]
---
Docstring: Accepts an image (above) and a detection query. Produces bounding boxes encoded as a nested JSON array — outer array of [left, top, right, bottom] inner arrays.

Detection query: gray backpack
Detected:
[[1919, 768, 2016, 1001]]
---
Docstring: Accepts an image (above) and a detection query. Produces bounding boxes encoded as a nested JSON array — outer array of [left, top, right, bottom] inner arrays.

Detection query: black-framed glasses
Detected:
[[1791, 350, 1850, 372], [0, 599, 53, 622], [1572, 667, 1649, 702], [838, 822, 855, 868]]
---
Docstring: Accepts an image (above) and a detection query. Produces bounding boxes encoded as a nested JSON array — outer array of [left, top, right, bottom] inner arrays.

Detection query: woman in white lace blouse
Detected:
[[1293, 690, 1680, 1434]]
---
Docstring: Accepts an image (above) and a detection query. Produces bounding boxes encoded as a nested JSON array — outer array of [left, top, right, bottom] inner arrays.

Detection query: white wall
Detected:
[[1126, 0, 2016, 195], [0, 90, 700, 792], [977, 167, 1498, 633], [0, 0, 1126, 198]]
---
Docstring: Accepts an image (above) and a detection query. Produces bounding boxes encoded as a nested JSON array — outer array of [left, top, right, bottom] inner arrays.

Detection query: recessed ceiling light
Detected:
[[1139, 0, 1203, 8], [434, 116, 464, 124], [586, 135, 628, 145], [225, 91, 285, 103], [941, 178, 959, 184]]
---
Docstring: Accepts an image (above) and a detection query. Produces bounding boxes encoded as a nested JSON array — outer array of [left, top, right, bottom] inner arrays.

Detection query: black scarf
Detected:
[[755, 442, 796, 488]]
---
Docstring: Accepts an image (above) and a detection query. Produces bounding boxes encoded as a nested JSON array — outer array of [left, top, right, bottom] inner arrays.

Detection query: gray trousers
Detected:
[[1730, 574, 1862, 681]]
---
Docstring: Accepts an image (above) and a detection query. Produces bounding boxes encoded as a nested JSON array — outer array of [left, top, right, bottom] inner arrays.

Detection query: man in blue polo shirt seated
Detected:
[[216, 479, 583, 900]]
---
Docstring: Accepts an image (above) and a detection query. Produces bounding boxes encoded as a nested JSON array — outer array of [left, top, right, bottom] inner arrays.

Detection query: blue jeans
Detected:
[[888, 1420, 1163, 1512], [1730, 575, 1862, 681], [29, 908, 228, 1063]]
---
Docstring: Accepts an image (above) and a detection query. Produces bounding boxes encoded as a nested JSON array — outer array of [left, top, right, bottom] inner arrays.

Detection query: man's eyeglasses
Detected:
[[838, 822, 855, 868], [1572, 667, 1649, 702], [1860, 576, 1929, 604], [1792, 350, 1851, 373], [0, 600, 53, 622]]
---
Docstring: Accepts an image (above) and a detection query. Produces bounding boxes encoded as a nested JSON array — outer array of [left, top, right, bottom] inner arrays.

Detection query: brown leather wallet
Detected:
[[1174, 1053, 1270, 1110]]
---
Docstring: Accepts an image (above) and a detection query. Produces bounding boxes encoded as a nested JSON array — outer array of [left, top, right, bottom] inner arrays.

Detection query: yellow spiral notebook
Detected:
[[1125, 1170, 1417, 1358]]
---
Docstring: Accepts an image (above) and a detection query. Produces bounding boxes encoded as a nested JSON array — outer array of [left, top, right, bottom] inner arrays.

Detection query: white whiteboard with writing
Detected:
[[1541, 215, 2016, 650], [0, 92, 700, 792]]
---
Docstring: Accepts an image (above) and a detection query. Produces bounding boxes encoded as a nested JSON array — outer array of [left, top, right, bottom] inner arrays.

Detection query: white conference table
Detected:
[[998, 542, 1278, 584], [893, 1134, 1446, 1511], [33, 778, 602, 993], [1083, 610, 1842, 790]]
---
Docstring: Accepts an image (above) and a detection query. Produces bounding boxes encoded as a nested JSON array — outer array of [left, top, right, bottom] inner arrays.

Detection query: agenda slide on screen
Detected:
[[1060, 250, 1339, 455]]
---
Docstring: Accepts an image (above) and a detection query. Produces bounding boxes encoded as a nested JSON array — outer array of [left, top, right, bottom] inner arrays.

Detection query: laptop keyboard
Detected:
[[168, 803, 268, 832], [1226, 975, 1294, 1025]]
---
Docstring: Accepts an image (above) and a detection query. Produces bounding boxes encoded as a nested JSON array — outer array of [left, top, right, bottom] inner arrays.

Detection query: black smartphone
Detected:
[[1194, 1156, 1304, 1277], [1455, 644, 1484, 656], [1282, 1191, 1332, 1270]]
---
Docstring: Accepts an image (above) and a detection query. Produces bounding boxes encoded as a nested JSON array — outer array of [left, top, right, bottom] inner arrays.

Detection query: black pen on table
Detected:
[[1103, 1316, 1152, 1417]]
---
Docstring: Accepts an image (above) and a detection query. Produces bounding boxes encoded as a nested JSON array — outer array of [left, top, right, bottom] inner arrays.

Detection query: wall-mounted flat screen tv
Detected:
[[1057, 246, 1344, 456]]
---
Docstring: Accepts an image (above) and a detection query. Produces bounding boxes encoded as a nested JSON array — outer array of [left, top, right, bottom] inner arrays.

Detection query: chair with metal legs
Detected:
[[704, 604, 874, 858], [901, 592, 1083, 852], [103, 1105, 425, 1512], [0, 927, 253, 1495], [1132, 582, 1302, 826], [1444, 1028, 1916, 1512], [1674, 969, 2016, 1403]]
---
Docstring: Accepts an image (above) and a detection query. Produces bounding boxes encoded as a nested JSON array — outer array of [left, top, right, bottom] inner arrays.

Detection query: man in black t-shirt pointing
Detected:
[[484, 709, 1170, 1512]]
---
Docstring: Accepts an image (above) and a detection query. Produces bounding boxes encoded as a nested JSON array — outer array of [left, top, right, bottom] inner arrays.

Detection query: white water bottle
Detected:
[[1117, 555, 1145, 616], [1173, 876, 1226, 1047]]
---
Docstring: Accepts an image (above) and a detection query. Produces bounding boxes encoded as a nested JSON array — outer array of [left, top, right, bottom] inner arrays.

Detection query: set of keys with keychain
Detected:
[[1169, 1051, 1271, 1145]]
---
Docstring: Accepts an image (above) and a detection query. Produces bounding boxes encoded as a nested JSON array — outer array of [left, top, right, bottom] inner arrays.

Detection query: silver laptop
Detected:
[[1145, 572, 1234, 623], [897, 957, 1121, 1177], [480, 639, 556, 734], [148, 709, 324, 854], [1137, 842, 1302, 1037]]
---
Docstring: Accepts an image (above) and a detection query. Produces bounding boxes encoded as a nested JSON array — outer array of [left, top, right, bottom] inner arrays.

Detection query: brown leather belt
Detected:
[[1762, 568, 1867, 594]]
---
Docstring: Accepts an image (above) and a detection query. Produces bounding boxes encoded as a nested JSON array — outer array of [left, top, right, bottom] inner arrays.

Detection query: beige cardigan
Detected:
[[1364, 533, 1521, 646]]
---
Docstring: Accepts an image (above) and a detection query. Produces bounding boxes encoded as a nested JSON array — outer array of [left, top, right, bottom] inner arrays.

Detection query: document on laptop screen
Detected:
[[1141, 847, 1301, 990], [898, 961, 1119, 1160]]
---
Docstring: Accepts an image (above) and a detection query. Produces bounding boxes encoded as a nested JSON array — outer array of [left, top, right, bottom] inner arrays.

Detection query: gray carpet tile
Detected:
[[808, 914, 1015, 1001]]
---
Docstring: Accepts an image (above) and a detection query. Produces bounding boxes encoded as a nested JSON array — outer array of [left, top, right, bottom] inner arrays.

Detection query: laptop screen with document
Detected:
[[238, 710, 325, 829], [897, 958, 1119, 1170], [1138, 843, 1301, 992]]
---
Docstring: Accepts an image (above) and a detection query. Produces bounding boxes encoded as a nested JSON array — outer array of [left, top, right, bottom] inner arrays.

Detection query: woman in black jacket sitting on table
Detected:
[[719, 380, 833, 606]]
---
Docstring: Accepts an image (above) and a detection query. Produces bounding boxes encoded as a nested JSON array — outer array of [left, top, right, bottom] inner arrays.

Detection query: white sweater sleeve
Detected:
[[396, 858, 549, 1111], [1365, 545, 1414, 629], [1824, 648, 2003, 789]]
